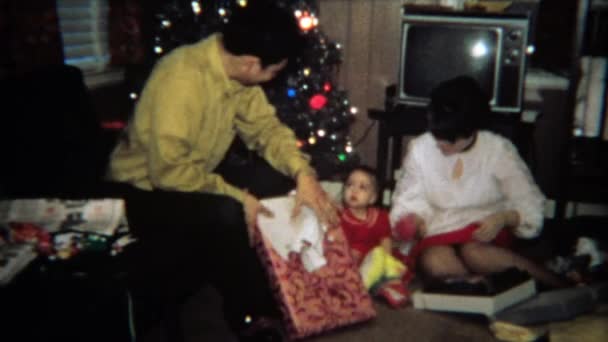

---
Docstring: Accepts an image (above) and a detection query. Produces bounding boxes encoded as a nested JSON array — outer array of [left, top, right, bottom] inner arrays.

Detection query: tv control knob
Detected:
[[508, 30, 522, 41], [509, 49, 520, 58]]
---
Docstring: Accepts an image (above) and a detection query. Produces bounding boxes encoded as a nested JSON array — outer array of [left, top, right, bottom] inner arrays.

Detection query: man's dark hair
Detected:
[[427, 75, 490, 142], [222, 1, 304, 67]]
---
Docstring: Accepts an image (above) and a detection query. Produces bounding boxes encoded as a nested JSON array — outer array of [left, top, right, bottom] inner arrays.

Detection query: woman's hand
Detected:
[[474, 210, 520, 242], [243, 192, 274, 246], [292, 172, 340, 228]]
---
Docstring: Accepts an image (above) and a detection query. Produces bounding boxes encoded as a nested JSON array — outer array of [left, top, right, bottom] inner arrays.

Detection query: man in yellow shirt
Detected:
[[108, 2, 339, 341]]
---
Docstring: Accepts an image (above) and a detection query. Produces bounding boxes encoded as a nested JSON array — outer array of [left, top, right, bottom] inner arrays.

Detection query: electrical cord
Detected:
[[353, 121, 377, 147]]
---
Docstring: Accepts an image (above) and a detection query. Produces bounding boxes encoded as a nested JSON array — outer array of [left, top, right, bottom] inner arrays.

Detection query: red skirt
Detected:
[[404, 223, 513, 270]]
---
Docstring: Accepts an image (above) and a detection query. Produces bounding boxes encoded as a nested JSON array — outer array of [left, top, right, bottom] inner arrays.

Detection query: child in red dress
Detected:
[[340, 166, 410, 308]]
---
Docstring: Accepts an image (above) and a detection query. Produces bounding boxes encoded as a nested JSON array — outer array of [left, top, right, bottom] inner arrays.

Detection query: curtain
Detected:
[[108, 0, 144, 65], [0, 0, 63, 76], [57, 0, 111, 72]]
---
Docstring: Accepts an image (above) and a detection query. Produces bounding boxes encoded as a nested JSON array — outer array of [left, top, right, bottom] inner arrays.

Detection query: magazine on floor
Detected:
[[0, 199, 126, 236]]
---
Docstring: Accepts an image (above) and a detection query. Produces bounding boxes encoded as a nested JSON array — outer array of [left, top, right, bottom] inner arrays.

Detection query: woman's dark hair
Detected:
[[427, 75, 490, 142], [222, 0, 305, 67]]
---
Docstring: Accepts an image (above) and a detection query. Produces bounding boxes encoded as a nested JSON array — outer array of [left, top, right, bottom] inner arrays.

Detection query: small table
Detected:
[[368, 106, 428, 188]]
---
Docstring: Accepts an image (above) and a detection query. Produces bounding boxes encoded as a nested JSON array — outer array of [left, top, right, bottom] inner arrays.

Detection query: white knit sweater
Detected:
[[389, 131, 545, 239]]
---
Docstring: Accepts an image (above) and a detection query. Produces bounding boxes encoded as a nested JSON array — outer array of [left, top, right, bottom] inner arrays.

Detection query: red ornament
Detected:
[[323, 82, 332, 92], [309, 94, 327, 110], [101, 120, 127, 130]]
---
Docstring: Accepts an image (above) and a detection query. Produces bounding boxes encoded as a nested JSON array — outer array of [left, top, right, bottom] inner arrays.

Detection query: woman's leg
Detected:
[[419, 245, 470, 279], [459, 242, 567, 288]]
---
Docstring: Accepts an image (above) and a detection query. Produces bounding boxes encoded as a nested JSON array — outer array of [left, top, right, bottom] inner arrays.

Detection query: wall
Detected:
[[319, 0, 404, 169]]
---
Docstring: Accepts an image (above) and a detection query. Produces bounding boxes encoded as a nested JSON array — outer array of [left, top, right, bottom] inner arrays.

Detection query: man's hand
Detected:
[[292, 172, 339, 228], [243, 192, 274, 246], [474, 210, 520, 242]]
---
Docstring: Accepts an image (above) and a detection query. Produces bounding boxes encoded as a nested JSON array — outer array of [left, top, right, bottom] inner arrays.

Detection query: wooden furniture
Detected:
[[368, 105, 427, 188], [554, 0, 608, 218]]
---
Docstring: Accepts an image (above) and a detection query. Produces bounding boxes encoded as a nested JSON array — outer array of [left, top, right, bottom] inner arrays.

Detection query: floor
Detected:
[[6, 216, 605, 342], [140, 284, 500, 342], [139, 275, 608, 342]]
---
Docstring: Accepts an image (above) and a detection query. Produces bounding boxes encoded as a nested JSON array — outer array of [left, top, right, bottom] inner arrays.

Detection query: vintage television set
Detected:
[[397, 9, 531, 113]]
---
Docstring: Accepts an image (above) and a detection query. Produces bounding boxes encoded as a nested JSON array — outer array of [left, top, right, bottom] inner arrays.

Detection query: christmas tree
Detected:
[[131, 0, 359, 178]]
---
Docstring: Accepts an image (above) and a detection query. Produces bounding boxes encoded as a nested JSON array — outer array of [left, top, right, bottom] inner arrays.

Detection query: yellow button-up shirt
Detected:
[[108, 33, 312, 203]]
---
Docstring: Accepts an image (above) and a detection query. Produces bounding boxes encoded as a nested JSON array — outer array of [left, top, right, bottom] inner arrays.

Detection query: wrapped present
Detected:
[[256, 196, 376, 340]]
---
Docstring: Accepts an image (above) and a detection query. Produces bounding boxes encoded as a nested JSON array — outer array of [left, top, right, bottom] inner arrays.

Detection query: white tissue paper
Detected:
[[257, 196, 328, 272]]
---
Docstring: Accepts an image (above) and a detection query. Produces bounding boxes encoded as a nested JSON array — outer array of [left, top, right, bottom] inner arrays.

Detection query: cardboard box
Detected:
[[255, 196, 376, 340], [413, 279, 536, 317]]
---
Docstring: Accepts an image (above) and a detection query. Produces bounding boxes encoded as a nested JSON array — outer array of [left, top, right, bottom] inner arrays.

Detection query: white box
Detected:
[[412, 279, 537, 317], [0, 244, 37, 286]]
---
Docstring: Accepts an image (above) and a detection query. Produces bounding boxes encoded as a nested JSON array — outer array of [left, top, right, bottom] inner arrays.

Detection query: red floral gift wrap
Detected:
[[254, 225, 376, 340]]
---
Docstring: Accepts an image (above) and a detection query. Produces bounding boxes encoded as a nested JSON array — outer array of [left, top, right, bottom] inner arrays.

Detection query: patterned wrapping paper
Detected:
[[254, 225, 376, 340]]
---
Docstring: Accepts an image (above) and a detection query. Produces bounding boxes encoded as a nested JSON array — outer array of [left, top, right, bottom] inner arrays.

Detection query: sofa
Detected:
[[0, 64, 117, 198]]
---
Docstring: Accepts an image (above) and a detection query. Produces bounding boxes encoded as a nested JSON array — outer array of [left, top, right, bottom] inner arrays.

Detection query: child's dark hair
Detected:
[[343, 165, 382, 205], [222, 0, 305, 67], [427, 75, 490, 142]]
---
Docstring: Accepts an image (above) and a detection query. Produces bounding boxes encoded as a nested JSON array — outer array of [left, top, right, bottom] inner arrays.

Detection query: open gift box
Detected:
[[255, 196, 376, 340]]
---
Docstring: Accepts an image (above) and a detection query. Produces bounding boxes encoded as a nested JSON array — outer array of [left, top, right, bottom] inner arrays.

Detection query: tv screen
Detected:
[[397, 11, 530, 113], [402, 25, 498, 101]]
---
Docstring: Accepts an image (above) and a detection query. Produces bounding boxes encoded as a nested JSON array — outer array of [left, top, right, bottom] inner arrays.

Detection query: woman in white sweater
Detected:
[[390, 76, 565, 288]]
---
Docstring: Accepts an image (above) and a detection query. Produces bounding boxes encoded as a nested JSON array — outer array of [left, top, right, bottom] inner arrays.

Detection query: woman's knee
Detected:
[[420, 247, 468, 278], [459, 242, 487, 264], [459, 242, 512, 272]]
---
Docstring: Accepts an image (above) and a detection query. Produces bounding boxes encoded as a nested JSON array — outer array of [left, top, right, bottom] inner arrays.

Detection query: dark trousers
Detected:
[[114, 146, 295, 340]]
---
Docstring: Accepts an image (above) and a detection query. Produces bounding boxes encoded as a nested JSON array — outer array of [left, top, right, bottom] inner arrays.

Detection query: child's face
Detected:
[[343, 170, 377, 210]]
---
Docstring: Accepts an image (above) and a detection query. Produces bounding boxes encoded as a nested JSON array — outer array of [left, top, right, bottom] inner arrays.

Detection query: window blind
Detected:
[[57, 0, 110, 72]]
